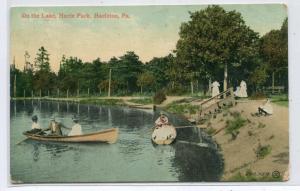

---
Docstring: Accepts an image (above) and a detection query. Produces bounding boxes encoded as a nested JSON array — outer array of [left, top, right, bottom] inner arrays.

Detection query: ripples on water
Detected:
[[10, 100, 223, 183]]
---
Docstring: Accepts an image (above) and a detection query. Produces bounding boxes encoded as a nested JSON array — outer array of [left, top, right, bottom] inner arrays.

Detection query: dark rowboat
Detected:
[[23, 128, 119, 144]]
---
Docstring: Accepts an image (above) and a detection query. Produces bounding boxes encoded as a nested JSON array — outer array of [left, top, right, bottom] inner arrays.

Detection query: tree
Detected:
[[137, 72, 155, 94], [146, 54, 174, 91], [34, 46, 50, 72], [32, 47, 56, 96], [113, 51, 143, 94], [176, 5, 260, 92], [260, 18, 288, 92]]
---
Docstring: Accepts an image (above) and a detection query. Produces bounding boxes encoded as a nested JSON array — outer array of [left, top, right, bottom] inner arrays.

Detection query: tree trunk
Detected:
[[190, 81, 194, 95], [141, 86, 143, 94], [67, 89, 69, 98], [14, 75, 17, 98], [208, 77, 212, 96], [224, 63, 228, 98], [224, 63, 228, 92], [272, 71, 275, 94], [108, 69, 112, 97]]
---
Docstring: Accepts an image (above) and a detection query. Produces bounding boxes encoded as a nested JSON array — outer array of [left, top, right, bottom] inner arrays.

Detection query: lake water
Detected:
[[10, 100, 223, 183]]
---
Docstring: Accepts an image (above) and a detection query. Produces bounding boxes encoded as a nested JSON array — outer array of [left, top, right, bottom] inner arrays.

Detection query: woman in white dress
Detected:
[[211, 81, 220, 97]]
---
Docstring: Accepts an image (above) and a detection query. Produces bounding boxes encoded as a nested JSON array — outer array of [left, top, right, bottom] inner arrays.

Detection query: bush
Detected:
[[128, 98, 153, 105], [225, 112, 246, 140], [249, 92, 267, 100], [165, 85, 186, 95], [255, 144, 272, 159], [153, 91, 166, 104], [165, 103, 199, 114], [206, 127, 216, 135]]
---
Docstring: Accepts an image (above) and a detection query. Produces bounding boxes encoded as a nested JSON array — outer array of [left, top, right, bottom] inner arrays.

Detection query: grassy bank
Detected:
[[164, 102, 199, 115], [78, 98, 125, 106], [270, 94, 288, 107], [128, 98, 153, 105]]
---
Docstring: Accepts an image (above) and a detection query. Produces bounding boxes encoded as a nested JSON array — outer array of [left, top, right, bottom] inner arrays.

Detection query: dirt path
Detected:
[[209, 100, 289, 180]]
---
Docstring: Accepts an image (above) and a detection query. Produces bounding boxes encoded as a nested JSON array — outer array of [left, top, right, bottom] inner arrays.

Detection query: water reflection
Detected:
[[11, 100, 223, 183]]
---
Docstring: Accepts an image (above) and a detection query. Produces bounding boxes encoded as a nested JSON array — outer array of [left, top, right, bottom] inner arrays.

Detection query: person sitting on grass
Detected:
[[155, 112, 169, 127], [68, 117, 82, 136], [258, 99, 273, 116]]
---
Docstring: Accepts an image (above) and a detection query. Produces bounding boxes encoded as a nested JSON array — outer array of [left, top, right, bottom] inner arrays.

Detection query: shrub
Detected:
[[128, 98, 153, 105], [165, 103, 198, 114], [255, 144, 272, 159], [225, 112, 246, 140], [257, 122, 266, 129], [153, 91, 166, 104], [249, 92, 267, 100], [165, 85, 186, 95], [206, 127, 216, 135]]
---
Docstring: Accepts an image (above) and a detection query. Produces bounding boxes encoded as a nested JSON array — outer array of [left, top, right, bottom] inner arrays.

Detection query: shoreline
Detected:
[[11, 96, 289, 181]]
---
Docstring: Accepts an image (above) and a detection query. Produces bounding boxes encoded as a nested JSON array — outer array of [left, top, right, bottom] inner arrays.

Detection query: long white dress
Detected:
[[211, 81, 220, 97], [239, 80, 248, 97], [68, 124, 82, 136]]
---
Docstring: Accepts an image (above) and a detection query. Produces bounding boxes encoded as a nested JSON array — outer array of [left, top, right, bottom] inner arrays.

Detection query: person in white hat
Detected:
[[258, 99, 273, 115], [44, 117, 63, 136], [68, 116, 82, 136], [155, 112, 169, 127]]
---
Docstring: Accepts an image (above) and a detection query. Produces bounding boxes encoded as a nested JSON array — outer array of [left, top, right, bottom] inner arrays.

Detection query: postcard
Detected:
[[10, 4, 288, 183]]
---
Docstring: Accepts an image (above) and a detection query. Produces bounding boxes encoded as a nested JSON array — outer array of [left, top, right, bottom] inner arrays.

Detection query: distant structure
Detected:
[[24, 51, 33, 71], [211, 81, 220, 97]]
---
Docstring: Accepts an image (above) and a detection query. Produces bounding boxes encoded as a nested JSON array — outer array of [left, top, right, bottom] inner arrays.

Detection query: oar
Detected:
[[16, 129, 45, 145], [16, 137, 29, 145]]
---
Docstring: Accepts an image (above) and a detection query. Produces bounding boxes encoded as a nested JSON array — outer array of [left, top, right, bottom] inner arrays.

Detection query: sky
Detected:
[[10, 4, 287, 72]]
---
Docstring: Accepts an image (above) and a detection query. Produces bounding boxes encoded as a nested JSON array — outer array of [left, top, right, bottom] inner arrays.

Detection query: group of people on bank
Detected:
[[30, 115, 82, 136], [212, 80, 273, 116]]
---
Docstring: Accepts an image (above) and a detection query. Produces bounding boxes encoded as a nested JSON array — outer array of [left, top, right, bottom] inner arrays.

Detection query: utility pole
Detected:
[[14, 75, 16, 98], [77, 81, 79, 97], [108, 68, 112, 97]]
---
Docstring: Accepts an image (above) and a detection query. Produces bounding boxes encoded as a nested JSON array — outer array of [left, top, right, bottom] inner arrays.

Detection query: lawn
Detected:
[[270, 94, 288, 107]]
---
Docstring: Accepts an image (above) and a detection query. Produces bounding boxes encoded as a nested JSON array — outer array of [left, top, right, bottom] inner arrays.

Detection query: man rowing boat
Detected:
[[43, 117, 63, 136], [155, 112, 169, 127]]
